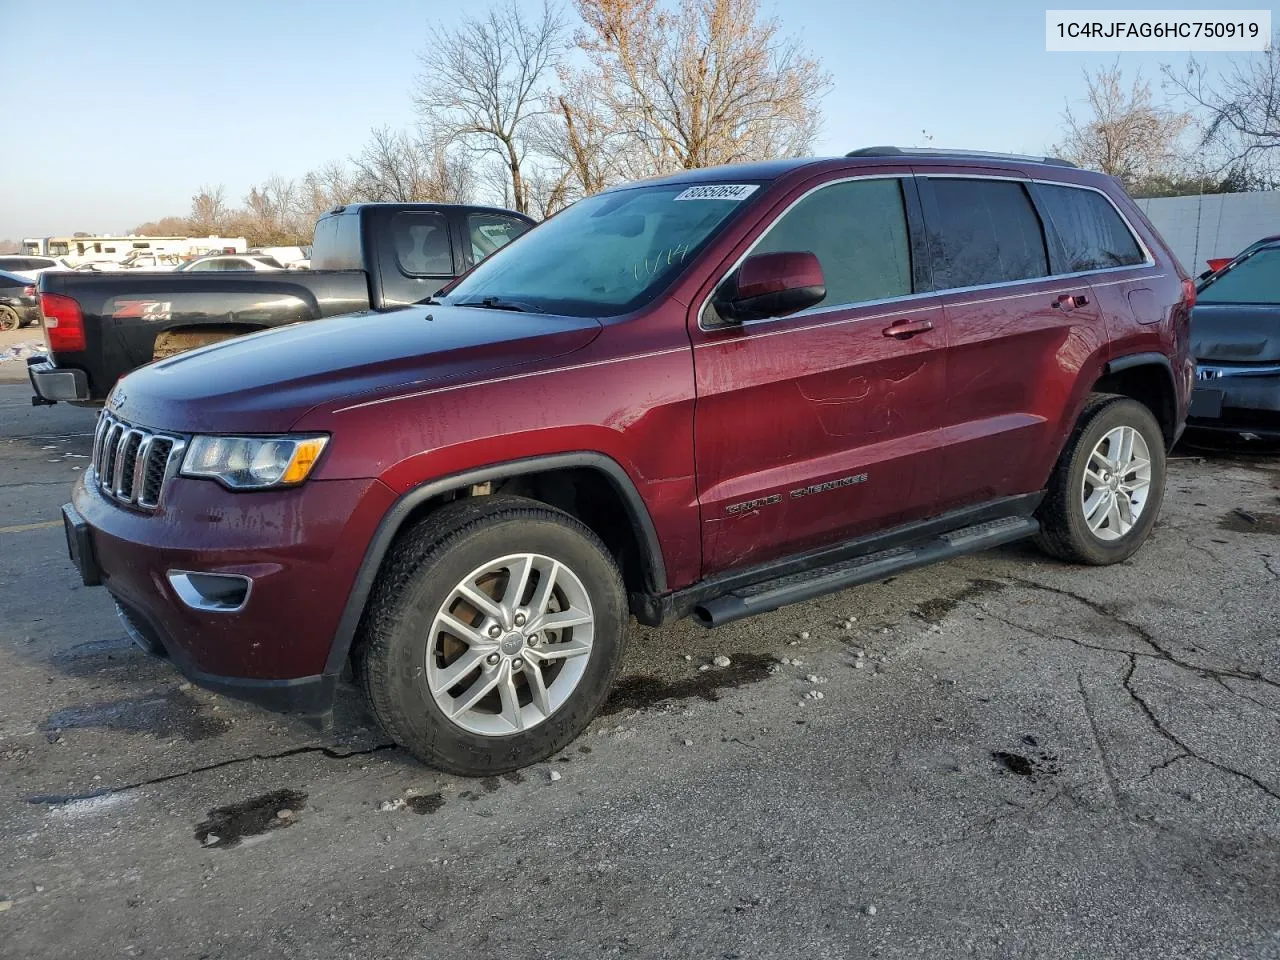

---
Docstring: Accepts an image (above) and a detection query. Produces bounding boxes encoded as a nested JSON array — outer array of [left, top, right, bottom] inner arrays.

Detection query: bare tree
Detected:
[[240, 175, 309, 244], [188, 184, 228, 235], [131, 215, 195, 236], [568, 0, 830, 176], [522, 163, 575, 218], [1163, 37, 1280, 181], [532, 73, 629, 198], [349, 126, 475, 203], [1054, 63, 1191, 191], [414, 0, 567, 213], [421, 144, 477, 204], [299, 160, 361, 224]]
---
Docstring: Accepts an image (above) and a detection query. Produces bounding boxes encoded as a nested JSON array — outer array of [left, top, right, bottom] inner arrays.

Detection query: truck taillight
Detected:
[[1181, 278, 1197, 311], [22, 285, 34, 298], [40, 293, 86, 352]]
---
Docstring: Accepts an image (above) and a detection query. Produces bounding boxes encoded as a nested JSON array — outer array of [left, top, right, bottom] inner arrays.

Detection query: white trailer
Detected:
[[21, 235, 247, 267]]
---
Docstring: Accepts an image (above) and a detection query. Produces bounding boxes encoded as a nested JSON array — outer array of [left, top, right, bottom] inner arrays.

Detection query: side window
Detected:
[[1037, 184, 1146, 272], [391, 211, 453, 276], [926, 179, 1049, 289], [751, 178, 913, 310], [467, 213, 530, 263]]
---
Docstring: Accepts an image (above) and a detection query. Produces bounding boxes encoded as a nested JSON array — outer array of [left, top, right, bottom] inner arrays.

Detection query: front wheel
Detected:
[[358, 496, 628, 775], [1035, 394, 1167, 565]]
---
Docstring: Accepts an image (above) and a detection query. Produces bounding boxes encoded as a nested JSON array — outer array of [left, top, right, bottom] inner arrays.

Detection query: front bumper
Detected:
[[1188, 363, 1280, 439], [68, 472, 397, 716], [28, 355, 89, 404], [113, 596, 339, 714]]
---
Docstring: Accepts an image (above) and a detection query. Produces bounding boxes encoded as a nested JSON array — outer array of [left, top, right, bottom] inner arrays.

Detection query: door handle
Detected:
[[1053, 293, 1089, 311], [882, 319, 934, 339]]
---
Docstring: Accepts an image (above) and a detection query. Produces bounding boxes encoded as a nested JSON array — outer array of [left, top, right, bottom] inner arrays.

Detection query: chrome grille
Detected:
[[90, 412, 186, 510]]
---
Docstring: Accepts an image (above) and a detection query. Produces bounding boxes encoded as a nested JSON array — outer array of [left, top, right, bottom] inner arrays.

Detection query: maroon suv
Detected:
[[63, 147, 1193, 774]]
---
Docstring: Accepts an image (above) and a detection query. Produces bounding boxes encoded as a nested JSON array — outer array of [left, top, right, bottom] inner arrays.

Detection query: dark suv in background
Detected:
[[1188, 236, 1280, 441], [63, 147, 1192, 774]]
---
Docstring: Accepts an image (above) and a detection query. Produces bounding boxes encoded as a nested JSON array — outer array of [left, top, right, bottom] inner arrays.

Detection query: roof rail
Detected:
[[845, 146, 1078, 168]]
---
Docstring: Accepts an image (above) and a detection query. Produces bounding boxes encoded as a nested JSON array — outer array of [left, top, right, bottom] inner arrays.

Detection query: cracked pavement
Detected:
[[1, 383, 1278, 959]]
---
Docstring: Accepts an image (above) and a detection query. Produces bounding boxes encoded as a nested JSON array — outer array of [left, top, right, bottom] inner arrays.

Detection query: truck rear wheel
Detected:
[[0, 306, 20, 331], [358, 495, 627, 775], [1035, 394, 1167, 565]]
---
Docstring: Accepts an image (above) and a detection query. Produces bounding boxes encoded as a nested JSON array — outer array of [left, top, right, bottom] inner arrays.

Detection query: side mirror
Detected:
[[712, 251, 825, 325]]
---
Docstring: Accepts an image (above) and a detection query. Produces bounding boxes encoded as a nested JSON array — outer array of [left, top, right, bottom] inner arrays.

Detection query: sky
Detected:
[[1, 0, 1274, 240]]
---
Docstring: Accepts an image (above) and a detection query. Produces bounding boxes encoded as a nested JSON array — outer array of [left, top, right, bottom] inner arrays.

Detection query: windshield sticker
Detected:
[[673, 184, 759, 202]]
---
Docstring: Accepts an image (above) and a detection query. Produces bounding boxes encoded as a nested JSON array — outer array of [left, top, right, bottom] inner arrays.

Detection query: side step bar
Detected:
[[692, 515, 1038, 628]]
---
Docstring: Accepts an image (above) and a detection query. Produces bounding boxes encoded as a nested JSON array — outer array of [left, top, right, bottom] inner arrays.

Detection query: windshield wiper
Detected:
[[455, 296, 533, 313]]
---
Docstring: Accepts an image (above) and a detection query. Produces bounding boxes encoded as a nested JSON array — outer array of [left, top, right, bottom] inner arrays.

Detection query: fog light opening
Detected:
[[167, 571, 252, 613]]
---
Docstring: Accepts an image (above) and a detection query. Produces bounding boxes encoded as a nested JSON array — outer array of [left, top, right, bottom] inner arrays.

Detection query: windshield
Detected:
[[442, 182, 761, 316], [1199, 248, 1280, 305]]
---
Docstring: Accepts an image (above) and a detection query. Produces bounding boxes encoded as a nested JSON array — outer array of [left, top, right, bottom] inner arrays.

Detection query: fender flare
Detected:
[[323, 451, 667, 677], [1105, 351, 1175, 380], [1103, 351, 1180, 443]]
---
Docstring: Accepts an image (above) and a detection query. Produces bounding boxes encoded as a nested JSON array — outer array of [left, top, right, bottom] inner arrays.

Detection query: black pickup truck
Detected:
[[28, 202, 534, 405]]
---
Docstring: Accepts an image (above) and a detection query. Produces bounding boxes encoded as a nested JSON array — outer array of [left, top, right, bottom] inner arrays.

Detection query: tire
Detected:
[[0, 306, 20, 332], [358, 495, 628, 775], [1035, 393, 1167, 565]]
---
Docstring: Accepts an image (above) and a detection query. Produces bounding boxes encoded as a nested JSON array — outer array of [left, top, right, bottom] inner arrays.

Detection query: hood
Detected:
[[1191, 304, 1280, 365], [108, 304, 602, 433]]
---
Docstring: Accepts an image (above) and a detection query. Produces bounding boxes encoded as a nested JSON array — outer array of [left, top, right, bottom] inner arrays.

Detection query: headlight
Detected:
[[181, 435, 329, 489]]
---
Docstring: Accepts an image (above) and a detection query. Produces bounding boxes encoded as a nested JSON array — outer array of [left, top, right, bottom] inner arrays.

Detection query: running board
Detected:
[[692, 515, 1038, 628]]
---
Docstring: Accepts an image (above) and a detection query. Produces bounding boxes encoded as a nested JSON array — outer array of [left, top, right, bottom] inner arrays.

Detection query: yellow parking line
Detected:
[[0, 520, 61, 534]]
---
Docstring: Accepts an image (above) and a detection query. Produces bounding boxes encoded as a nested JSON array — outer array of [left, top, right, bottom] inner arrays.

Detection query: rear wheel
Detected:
[[1036, 394, 1167, 565], [0, 306, 20, 331], [358, 496, 627, 775]]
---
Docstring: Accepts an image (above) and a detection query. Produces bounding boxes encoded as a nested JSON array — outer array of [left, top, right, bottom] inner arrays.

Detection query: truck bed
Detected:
[[36, 270, 371, 402]]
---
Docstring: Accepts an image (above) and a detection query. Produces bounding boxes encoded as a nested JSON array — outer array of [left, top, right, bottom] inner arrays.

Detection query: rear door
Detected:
[[690, 172, 949, 575], [375, 208, 457, 306], [1032, 180, 1159, 360], [916, 172, 1105, 511]]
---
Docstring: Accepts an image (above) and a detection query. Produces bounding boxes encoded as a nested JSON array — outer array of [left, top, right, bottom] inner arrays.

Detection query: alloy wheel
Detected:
[[426, 553, 594, 736], [1080, 425, 1152, 541]]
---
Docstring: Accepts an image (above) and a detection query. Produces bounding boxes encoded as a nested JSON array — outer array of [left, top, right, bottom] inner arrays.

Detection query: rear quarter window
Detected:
[[926, 178, 1050, 289], [1037, 184, 1146, 272]]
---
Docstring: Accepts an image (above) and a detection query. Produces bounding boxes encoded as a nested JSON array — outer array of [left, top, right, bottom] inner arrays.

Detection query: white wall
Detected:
[[1134, 191, 1280, 273]]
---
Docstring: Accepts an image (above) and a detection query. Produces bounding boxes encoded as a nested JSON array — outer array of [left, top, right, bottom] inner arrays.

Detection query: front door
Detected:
[[690, 174, 949, 576]]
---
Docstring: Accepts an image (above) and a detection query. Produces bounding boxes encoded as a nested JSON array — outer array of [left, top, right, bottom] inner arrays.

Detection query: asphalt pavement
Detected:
[[1, 381, 1278, 959]]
